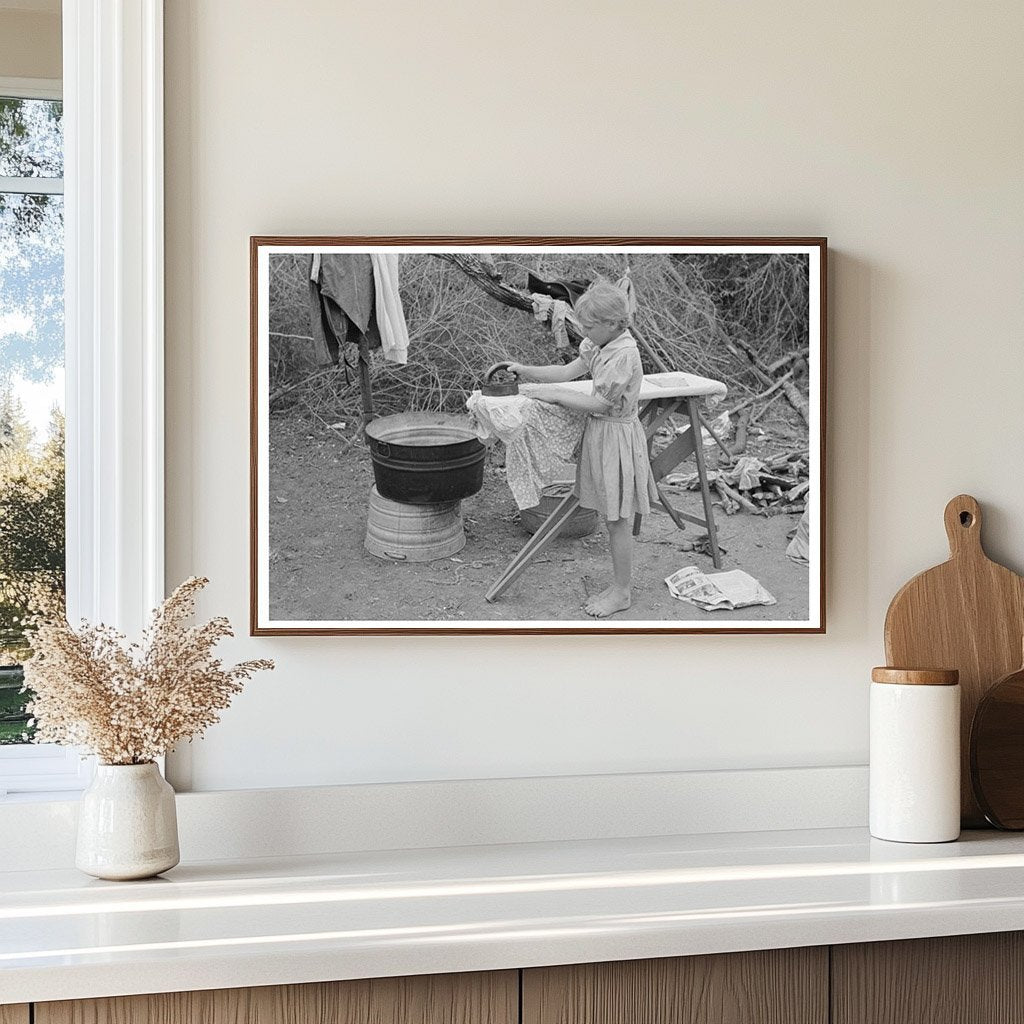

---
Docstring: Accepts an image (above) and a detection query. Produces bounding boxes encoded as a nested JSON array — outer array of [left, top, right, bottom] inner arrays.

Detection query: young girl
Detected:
[[509, 280, 657, 618]]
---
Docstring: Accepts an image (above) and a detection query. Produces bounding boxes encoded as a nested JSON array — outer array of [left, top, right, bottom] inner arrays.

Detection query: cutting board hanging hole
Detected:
[[944, 494, 982, 555]]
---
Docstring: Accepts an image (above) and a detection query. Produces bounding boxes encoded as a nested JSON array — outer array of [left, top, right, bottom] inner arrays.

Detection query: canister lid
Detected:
[[871, 667, 959, 686]]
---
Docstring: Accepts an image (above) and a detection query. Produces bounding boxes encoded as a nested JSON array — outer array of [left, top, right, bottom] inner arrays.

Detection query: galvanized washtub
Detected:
[[364, 486, 465, 562], [363, 412, 485, 505]]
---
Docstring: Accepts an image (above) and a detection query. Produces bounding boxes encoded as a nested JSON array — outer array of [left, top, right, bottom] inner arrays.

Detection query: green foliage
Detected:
[[0, 394, 65, 744], [0, 395, 65, 675], [0, 664, 30, 743]]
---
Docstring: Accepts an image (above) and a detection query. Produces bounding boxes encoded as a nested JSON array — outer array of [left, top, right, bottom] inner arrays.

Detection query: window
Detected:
[[0, 78, 82, 795], [1, 6, 167, 798]]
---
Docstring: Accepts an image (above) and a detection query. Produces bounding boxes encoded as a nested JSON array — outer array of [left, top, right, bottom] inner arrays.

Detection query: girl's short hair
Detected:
[[576, 279, 632, 327]]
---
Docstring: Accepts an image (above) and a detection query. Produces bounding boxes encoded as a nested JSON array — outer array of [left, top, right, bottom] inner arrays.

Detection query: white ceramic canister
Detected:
[[870, 667, 961, 843], [76, 762, 181, 880]]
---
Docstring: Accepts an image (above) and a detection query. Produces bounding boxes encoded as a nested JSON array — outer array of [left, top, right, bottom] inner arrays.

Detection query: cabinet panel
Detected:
[[832, 932, 1024, 1024], [35, 971, 517, 1024], [523, 948, 828, 1024], [0, 1007, 29, 1024]]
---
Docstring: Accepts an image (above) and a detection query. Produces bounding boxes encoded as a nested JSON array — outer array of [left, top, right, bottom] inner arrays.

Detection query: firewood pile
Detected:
[[664, 448, 810, 516]]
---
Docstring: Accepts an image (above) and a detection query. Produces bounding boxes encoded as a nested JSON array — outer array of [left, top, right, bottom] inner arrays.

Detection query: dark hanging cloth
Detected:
[[308, 254, 382, 366], [526, 272, 592, 308]]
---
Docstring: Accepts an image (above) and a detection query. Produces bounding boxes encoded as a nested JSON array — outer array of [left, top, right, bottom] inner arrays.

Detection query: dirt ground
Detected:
[[268, 417, 809, 624]]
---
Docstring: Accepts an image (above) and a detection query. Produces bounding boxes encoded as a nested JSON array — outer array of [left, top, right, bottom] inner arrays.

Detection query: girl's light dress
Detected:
[[574, 331, 659, 521]]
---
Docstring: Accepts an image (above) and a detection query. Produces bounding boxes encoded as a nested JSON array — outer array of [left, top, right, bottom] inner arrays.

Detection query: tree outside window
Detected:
[[0, 93, 65, 744]]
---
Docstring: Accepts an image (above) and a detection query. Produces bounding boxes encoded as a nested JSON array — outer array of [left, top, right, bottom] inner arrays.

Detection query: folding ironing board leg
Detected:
[[485, 493, 581, 602], [654, 481, 689, 532], [687, 397, 723, 569], [634, 401, 658, 538]]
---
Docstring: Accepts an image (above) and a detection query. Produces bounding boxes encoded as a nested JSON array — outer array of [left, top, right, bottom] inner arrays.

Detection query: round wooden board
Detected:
[[971, 664, 1024, 829]]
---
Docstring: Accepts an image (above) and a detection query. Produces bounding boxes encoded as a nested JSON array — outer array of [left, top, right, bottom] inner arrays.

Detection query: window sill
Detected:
[[0, 789, 86, 804], [3, 825, 1024, 1004]]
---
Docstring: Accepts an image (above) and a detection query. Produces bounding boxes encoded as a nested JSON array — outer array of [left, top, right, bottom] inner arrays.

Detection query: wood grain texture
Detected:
[[884, 494, 1024, 826], [36, 971, 517, 1024], [832, 932, 1024, 1024], [522, 948, 828, 1024], [871, 667, 959, 686], [970, 661, 1024, 827], [0, 1007, 30, 1024]]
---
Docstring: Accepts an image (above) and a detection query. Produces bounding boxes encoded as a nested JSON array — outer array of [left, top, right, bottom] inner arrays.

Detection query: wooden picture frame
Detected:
[[251, 237, 826, 635]]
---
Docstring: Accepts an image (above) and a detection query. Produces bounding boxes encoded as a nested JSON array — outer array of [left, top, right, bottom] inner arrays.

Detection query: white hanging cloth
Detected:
[[370, 254, 411, 364]]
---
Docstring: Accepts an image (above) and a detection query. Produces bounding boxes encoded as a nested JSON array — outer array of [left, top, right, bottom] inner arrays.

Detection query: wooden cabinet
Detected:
[[832, 932, 1024, 1024], [13, 933, 1024, 1024], [34, 972, 517, 1024], [522, 948, 828, 1024]]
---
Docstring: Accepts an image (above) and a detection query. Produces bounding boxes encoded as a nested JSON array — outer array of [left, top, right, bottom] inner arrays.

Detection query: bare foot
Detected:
[[582, 584, 612, 613], [584, 585, 632, 618]]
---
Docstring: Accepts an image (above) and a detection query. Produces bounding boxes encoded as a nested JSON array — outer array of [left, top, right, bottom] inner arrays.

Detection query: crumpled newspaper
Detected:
[[665, 566, 777, 611]]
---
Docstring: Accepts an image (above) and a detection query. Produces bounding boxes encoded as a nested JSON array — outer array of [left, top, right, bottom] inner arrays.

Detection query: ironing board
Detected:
[[485, 371, 729, 602]]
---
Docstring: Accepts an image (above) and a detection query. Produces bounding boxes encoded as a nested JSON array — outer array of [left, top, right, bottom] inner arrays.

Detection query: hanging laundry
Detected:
[[526, 272, 591, 307], [307, 253, 381, 366], [530, 294, 578, 352], [308, 255, 346, 365], [319, 254, 376, 332], [370, 254, 411, 365], [308, 254, 412, 368]]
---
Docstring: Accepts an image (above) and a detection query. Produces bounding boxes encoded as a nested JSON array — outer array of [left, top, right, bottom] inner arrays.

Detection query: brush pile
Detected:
[[267, 251, 812, 433]]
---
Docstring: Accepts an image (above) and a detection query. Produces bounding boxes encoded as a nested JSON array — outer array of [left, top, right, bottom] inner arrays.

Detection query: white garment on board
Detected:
[[466, 387, 585, 510]]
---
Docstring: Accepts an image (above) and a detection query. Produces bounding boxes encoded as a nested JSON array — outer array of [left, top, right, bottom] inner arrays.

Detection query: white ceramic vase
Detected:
[[76, 762, 180, 880]]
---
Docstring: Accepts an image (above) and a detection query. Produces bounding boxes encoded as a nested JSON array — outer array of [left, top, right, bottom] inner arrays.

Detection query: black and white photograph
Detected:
[[251, 238, 825, 634]]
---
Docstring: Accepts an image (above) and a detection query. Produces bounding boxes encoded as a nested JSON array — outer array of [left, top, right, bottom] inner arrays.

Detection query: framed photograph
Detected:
[[251, 237, 826, 635]]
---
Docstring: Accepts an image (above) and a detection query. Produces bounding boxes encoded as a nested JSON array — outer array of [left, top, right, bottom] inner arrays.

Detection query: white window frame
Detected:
[[0, 77, 61, 101], [0, 76, 64, 194], [0, 0, 164, 798]]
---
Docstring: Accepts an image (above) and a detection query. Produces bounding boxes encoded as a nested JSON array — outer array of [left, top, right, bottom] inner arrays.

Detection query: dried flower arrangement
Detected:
[[23, 577, 273, 765]]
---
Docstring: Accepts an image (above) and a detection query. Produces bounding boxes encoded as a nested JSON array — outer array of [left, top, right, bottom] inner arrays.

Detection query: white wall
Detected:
[[163, 0, 1024, 792]]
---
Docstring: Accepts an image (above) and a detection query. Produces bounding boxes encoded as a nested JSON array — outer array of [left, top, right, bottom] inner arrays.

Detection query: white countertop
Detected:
[[4, 826, 1024, 1005]]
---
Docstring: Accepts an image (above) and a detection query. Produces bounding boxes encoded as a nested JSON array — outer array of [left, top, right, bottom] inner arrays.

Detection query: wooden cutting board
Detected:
[[884, 494, 1024, 826]]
